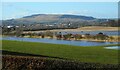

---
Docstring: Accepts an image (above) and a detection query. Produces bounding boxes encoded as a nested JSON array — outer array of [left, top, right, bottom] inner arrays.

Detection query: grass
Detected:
[[2, 40, 119, 64]]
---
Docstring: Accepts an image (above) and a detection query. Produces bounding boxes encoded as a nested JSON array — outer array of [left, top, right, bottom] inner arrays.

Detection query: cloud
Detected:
[[66, 10, 89, 15], [3, 11, 31, 19], [41, 10, 89, 15]]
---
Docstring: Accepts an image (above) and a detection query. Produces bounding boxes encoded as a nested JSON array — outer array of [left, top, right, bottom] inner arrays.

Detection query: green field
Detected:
[[2, 40, 119, 64]]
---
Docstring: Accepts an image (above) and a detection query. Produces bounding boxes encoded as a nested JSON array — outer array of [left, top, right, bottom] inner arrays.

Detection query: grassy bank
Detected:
[[2, 40, 119, 64], [24, 26, 119, 32]]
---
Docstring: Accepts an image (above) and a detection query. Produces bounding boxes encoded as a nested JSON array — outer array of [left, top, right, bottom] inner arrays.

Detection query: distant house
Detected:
[[7, 26, 13, 28]]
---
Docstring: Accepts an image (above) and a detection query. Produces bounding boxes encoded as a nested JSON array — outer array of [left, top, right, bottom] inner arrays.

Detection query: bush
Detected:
[[2, 55, 119, 70]]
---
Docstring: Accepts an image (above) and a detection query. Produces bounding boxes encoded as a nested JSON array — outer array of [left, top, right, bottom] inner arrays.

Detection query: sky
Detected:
[[1, 2, 118, 20], [1, 0, 119, 2]]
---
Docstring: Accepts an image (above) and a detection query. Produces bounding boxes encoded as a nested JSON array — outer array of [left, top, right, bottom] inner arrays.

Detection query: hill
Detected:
[[2, 14, 107, 26]]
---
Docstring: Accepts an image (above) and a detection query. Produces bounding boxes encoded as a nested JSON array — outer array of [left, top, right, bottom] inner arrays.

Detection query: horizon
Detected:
[[2, 13, 118, 21], [1, 2, 118, 20]]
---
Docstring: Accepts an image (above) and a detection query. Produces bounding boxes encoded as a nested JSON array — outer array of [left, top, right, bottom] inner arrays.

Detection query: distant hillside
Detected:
[[2, 14, 107, 26], [22, 14, 95, 20]]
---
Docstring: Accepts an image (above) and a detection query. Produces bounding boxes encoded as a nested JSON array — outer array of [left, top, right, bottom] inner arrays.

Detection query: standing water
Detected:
[[2, 37, 118, 46]]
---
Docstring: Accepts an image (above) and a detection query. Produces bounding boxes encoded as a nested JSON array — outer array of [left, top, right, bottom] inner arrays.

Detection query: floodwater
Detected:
[[2, 37, 118, 46], [58, 31, 119, 36], [104, 46, 120, 50]]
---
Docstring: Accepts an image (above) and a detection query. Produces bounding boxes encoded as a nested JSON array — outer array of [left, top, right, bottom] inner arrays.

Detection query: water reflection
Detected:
[[2, 37, 118, 46], [60, 31, 119, 36]]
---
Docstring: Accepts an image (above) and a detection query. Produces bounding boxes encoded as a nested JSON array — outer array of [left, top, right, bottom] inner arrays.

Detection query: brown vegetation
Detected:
[[2, 55, 119, 70]]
